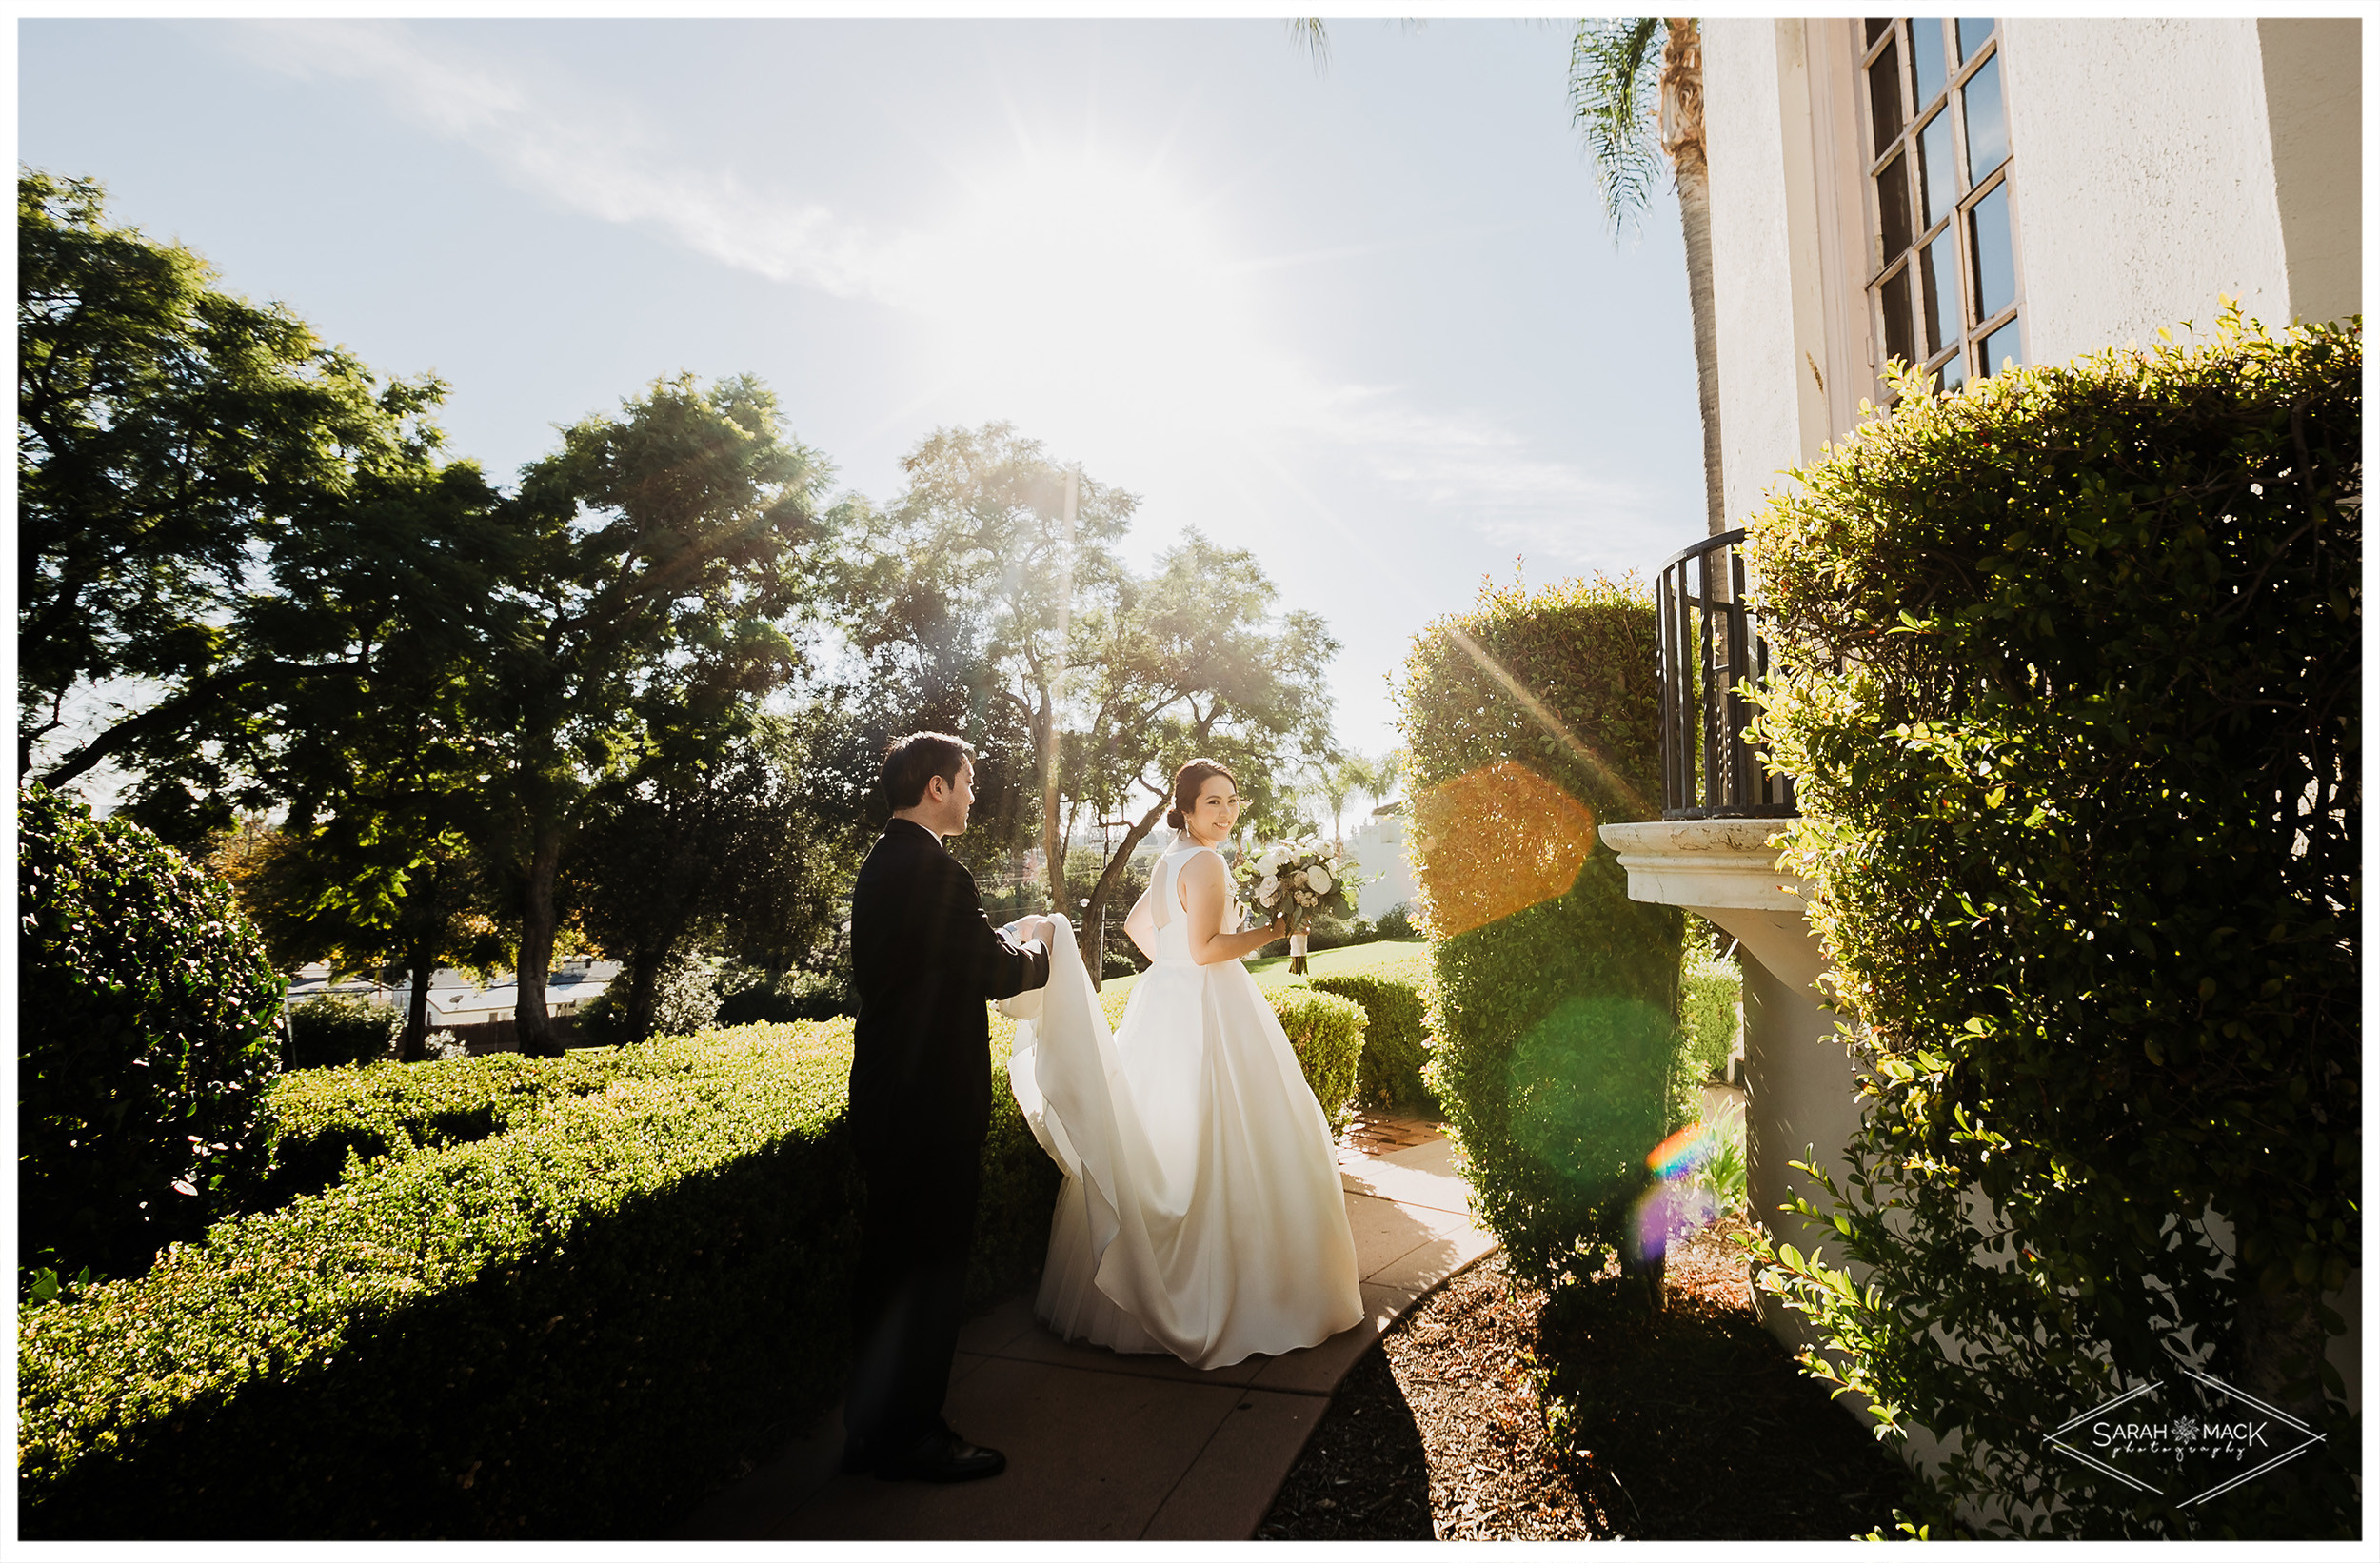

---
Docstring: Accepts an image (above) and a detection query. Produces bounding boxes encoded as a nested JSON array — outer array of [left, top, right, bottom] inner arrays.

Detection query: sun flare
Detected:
[[910, 152, 1256, 430]]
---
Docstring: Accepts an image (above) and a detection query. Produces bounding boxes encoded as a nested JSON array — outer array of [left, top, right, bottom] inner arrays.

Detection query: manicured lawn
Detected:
[[1097, 940, 1430, 1002]]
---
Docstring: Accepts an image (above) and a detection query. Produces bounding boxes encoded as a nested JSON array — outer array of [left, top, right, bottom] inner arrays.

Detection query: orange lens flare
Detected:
[[1407, 759, 1598, 938]]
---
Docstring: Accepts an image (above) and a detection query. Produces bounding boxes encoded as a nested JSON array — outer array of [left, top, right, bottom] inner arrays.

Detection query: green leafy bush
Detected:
[[1398, 575, 1685, 1289], [1311, 966, 1438, 1112], [284, 993, 399, 1071], [714, 965, 855, 1026], [580, 950, 724, 1044], [1676, 949, 1741, 1121], [18, 784, 287, 1288], [241, 1049, 634, 1212], [1373, 902, 1417, 940], [1268, 987, 1366, 1136], [1743, 309, 2360, 1536], [17, 1018, 1061, 1538]]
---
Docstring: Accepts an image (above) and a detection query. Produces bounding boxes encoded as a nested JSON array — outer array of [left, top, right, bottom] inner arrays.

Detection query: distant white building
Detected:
[[1344, 802, 1416, 922]]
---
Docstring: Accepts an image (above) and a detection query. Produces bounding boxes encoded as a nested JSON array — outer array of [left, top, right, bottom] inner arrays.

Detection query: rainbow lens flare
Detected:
[[1646, 1122, 1716, 1180], [1629, 1121, 1726, 1265]]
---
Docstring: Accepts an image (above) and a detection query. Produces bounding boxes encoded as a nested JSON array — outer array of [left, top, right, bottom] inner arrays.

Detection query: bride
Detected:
[[1005, 759, 1363, 1369]]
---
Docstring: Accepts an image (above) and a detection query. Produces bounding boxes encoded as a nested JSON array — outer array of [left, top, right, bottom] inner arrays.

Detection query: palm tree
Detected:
[[1572, 18, 1724, 536], [1290, 19, 1725, 537]]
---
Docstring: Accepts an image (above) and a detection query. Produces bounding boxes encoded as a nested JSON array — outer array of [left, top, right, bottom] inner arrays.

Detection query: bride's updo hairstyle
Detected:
[[1166, 758, 1238, 833]]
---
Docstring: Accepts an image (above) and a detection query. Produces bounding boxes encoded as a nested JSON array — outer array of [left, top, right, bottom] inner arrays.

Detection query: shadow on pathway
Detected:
[[676, 1112, 1497, 1542]]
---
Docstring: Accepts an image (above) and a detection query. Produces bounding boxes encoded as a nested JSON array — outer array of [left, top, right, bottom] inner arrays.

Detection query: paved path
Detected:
[[676, 1111, 1497, 1542]]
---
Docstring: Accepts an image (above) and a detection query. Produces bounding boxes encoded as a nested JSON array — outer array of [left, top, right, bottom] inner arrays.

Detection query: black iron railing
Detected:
[[1656, 529, 1796, 820]]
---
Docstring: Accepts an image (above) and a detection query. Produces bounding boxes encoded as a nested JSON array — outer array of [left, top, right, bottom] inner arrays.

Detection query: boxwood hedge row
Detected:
[[1309, 965, 1438, 1112], [241, 1048, 638, 1212], [18, 1019, 1060, 1539]]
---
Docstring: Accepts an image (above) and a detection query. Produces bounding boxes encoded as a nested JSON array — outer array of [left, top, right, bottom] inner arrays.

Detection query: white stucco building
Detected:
[[1602, 13, 2361, 1483], [1702, 16, 2357, 523], [1343, 802, 1417, 921]]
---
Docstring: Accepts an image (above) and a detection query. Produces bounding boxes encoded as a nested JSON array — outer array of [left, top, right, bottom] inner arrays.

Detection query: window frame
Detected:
[[1857, 17, 2026, 391]]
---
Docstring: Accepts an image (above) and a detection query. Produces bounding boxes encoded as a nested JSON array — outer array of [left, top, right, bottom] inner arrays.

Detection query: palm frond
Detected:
[[1286, 18, 1331, 75], [1570, 16, 1667, 236]]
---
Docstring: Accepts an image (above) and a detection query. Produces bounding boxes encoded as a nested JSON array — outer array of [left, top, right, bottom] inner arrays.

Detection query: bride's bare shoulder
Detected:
[[1176, 846, 1230, 884]]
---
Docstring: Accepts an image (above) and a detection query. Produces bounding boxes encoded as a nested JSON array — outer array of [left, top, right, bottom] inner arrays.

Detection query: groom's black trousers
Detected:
[[845, 1144, 982, 1452]]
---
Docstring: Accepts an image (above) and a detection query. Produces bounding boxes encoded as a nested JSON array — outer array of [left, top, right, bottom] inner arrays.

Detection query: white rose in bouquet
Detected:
[[1234, 837, 1363, 953]]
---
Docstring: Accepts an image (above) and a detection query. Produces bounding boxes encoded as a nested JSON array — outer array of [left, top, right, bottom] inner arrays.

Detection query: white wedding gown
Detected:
[[1004, 841, 1363, 1369]]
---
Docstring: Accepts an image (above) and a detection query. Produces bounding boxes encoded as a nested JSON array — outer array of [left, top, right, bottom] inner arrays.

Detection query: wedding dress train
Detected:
[[1003, 841, 1363, 1370]]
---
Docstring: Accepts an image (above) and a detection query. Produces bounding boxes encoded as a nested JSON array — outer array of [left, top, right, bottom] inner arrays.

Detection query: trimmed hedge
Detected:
[[1398, 575, 1686, 1289], [1310, 964, 1438, 1112], [19, 783, 287, 1285], [1744, 309, 2359, 1536], [1269, 987, 1366, 1137], [285, 993, 401, 1071], [241, 1049, 635, 1212], [1676, 949, 1741, 1118], [18, 1019, 1061, 1538]]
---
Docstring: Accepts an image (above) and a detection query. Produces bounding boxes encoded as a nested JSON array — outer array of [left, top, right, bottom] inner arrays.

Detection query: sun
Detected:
[[913, 151, 1252, 425]]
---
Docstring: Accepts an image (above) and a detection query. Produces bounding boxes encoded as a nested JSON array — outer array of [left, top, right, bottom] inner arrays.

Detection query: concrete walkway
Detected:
[[677, 1112, 1498, 1542]]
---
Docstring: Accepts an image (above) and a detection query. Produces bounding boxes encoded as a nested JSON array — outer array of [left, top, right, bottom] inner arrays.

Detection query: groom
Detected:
[[842, 731, 1055, 1482]]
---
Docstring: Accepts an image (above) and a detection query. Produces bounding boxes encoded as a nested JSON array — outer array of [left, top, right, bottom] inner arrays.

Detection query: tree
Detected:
[[839, 424, 1137, 909], [18, 170, 447, 821], [569, 718, 853, 1044], [1571, 18, 1724, 535], [486, 374, 833, 1055], [1061, 532, 1339, 981]]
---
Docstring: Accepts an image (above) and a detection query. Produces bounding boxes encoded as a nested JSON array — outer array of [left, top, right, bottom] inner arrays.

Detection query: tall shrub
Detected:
[[284, 993, 399, 1071], [1744, 309, 2359, 1536], [18, 784, 287, 1287], [1398, 575, 1684, 1288]]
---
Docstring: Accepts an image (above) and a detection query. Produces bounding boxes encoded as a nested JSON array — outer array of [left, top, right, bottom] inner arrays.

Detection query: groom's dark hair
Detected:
[[882, 731, 976, 810]]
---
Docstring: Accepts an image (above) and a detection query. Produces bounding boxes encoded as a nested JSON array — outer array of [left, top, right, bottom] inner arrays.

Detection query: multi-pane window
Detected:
[[1861, 17, 2021, 393]]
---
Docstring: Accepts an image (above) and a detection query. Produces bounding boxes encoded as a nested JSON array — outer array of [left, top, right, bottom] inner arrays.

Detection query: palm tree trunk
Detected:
[[1661, 18, 1727, 538], [1676, 160, 1726, 536]]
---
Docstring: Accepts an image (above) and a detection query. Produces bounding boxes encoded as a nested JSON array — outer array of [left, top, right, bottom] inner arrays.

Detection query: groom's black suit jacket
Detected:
[[848, 819, 1050, 1169]]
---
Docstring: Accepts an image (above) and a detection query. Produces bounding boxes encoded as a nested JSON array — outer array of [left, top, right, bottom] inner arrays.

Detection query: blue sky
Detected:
[[20, 16, 1703, 763]]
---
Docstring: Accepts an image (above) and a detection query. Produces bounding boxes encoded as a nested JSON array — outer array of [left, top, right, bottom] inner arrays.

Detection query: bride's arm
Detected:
[[1180, 852, 1289, 966], [1122, 880, 1159, 961]]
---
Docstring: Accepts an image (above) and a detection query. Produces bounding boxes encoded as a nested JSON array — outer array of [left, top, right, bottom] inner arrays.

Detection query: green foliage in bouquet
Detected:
[[1741, 308, 2360, 1537], [1310, 965, 1438, 1112], [19, 784, 287, 1290], [284, 992, 399, 1071], [18, 1019, 1061, 1538], [1397, 575, 1684, 1291]]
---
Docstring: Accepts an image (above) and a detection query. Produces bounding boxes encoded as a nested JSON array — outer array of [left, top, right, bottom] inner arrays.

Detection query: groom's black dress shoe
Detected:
[[868, 1427, 1007, 1483]]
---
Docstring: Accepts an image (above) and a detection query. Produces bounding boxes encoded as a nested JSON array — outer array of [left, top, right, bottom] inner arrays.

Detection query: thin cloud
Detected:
[[234, 19, 1662, 565]]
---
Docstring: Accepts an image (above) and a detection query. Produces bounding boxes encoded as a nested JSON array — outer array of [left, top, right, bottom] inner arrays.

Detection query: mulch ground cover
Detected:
[[1259, 1216, 1919, 1540]]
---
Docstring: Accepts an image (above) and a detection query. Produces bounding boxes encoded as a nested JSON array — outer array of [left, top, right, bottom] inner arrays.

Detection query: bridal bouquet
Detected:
[[1240, 838, 1360, 971]]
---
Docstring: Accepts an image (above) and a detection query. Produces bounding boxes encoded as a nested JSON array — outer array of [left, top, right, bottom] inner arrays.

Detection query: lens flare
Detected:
[[1646, 1121, 1716, 1180], [1407, 760, 1598, 937], [1630, 1120, 1728, 1265]]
